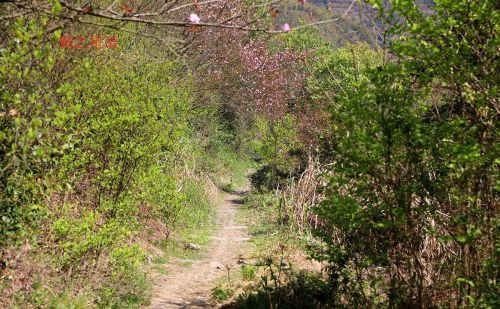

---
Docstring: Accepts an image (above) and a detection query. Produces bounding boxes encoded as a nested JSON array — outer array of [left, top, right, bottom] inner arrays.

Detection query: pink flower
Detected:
[[282, 23, 291, 32], [188, 13, 201, 24], [8, 109, 18, 116]]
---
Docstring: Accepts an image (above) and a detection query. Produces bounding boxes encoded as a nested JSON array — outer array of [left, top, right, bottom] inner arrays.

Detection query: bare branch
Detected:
[[0, 10, 31, 20], [56, 0, 337, 34]]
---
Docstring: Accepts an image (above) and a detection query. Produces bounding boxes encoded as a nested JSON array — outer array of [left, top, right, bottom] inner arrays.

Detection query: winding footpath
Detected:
[[149, 188, 250, 308]]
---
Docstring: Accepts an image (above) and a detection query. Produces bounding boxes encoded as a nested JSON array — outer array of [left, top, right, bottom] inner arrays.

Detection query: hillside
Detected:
[[310, 0, 434, 14], [278, 0, 435, 47], [277, 2, 377, 47], [0, 1, 497, 308]]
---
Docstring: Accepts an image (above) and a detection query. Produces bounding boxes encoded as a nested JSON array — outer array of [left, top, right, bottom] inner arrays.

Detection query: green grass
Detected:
[[241, 265, 257, 281], [210, 189, 324, 307], [152, 176, 219, 265], [152, 255, 170, 275], [14, 285, 92, 309], [211, 150, 255, 191], [156, 238, 205, 262], [152, 265, 169, 276], [152, 255, 168, 264], [212, 286, 234, 302], [237, 192, 310, 258], [151, 166, 229, 270]]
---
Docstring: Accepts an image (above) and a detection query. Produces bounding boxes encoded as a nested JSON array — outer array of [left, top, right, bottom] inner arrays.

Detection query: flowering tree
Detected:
[[0, 0, 341, 47], [184, 0, 331, 151]]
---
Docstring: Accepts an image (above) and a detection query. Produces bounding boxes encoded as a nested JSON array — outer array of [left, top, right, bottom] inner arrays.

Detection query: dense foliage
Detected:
[[0, 0, 498, 308], [0, 2, 240, 307], [312, 0, 499, 307]]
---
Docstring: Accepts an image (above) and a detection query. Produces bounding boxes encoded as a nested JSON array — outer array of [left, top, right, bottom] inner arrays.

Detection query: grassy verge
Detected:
[[209, 149, 255, 193], [144, 151, 254, 297], [210, 190, 329, 308], [148, 178, 218, 273]]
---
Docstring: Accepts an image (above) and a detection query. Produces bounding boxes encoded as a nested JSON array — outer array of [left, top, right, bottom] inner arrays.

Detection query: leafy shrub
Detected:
[[0, 16, 67, 246], [241, 265, 257, 281], [97, 245, 147, 308], [312, 1, 499, 307], [227, 269, 330, 309], [138, 165, 185, 238], [0, 11, 200, 307], [251, 115, 304, 191], [58, 57, 190, 204]]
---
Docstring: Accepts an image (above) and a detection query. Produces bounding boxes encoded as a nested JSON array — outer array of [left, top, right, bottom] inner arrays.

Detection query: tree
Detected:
[[314, 0, 499, 307]]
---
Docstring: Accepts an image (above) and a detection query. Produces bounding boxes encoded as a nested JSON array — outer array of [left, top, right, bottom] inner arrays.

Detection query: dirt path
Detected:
[[149, 189, 250, 309]]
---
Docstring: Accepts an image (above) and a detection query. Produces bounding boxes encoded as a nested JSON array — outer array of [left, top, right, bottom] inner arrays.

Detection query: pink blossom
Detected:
[[188, 13, 201, 24], [282, 23, 291, 32]]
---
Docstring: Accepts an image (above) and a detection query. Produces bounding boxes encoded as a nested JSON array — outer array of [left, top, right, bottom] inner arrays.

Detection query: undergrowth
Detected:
[[211, 189, 328, 309]]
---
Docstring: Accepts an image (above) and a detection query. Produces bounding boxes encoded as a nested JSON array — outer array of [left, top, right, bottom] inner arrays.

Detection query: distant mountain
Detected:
[[278, 1, 434, 48], [309, 0, 434, 16], [277, 2, 379, 48]]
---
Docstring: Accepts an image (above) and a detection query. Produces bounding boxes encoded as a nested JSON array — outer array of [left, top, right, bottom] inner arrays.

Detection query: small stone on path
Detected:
[[209, 261, 225, 269], [185, 243, 200, 251]]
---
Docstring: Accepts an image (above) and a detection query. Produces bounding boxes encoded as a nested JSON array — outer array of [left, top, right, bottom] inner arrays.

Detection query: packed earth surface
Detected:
[[149, 188, 250, 309]]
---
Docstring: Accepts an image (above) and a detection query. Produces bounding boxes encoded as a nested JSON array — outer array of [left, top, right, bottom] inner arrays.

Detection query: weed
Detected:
[[241, 265, 256, 281], [212, 286, 234, 302]]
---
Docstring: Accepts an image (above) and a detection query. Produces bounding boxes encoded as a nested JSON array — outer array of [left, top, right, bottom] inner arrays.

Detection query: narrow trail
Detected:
[[149, 188, 250, 309]]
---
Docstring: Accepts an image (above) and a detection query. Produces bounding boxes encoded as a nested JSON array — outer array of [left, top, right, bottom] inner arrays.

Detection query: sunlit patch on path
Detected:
[[149, 189, 250, 309]]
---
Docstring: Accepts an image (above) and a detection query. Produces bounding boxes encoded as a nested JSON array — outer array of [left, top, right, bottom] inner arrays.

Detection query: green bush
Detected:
[[1, 12, 202, 307], [0, 16, 66, 246], [251, 115, 303, 191], [312, 1, 499, 307], [138, 165, 185, 238], [97, 244, 147, 308], [241, 265, 257, 281], [58, 57, 190, 204]]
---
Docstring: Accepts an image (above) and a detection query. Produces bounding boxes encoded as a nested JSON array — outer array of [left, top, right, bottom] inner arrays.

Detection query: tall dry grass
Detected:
[[276, 155, 325, 232]]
